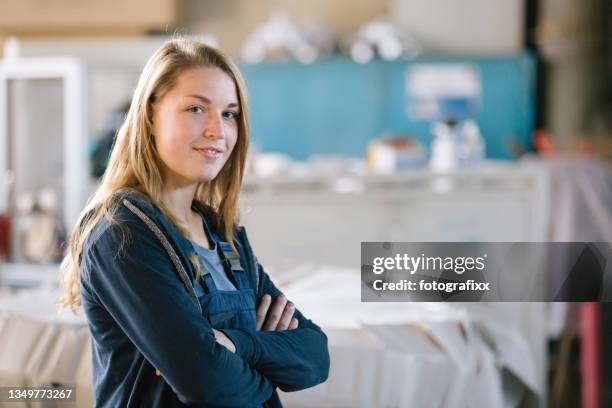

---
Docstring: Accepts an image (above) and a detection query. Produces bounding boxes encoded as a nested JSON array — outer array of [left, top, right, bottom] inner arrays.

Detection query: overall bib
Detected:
[[193, 216, 264, 408], [193, 238, 258, 331]]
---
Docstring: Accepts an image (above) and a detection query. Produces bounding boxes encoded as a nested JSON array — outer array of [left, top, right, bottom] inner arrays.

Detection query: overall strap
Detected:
[[199, 213, 260, 293], [199, 211, 242, 273], [198, 212, 244, 290], [218, 241, 244, 272], [196, 254, 217, 294]]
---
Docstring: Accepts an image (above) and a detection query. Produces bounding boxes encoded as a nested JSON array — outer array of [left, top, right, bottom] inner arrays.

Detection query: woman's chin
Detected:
[[194, 170, 222, 183]]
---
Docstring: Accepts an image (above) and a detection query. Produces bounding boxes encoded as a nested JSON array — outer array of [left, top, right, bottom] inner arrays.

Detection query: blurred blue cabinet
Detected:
[[240, 53, 536, 160]]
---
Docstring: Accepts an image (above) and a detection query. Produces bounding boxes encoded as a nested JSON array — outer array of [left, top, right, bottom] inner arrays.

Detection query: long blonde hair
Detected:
[[59, 38, 250, 310]]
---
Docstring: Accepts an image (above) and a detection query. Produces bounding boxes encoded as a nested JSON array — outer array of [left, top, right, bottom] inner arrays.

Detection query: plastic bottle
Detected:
[[429, 118, 459, 173], [459, 119, 485, 167]]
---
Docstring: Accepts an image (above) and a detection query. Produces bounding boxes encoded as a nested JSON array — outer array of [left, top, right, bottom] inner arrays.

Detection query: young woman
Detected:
[[60, 38, 329, 408]]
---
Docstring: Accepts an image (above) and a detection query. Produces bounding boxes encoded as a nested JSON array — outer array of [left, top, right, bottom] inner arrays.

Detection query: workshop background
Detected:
[[0, 1, 611, 407]]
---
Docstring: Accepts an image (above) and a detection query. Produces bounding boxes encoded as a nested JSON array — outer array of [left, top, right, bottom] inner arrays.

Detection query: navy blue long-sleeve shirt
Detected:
[[79, 189, 329, 407]]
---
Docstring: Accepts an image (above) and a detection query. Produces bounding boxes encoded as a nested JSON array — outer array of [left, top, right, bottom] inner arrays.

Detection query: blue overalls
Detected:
[[193, 219, 258, 332], [193, 213, 262, 408]]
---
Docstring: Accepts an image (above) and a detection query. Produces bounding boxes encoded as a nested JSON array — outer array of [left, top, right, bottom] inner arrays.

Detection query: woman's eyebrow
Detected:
[[185, 94, 239, 108]]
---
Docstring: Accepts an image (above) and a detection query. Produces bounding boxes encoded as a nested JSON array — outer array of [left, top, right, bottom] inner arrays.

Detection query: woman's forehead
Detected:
[[171, 66, 239, 106]]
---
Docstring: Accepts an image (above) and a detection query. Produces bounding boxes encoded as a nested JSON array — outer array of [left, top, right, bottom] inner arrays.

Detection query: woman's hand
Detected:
[[213, 329, 236, 353], [256, 294, 299, 331]]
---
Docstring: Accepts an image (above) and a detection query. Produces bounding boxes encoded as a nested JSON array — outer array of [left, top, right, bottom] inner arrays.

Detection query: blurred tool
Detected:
[[17, 189, 64, 264], [366, 135, 426, 174], [429, 118, 485, 173], [343, 18, 420, 64], [430, 119, 459, 173], [241, 11, 336, 64], [457, 119, 485, 167]]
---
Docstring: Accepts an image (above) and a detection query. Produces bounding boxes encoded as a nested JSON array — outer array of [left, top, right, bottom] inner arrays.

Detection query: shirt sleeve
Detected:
[[82, 216, 273, 407], [220, 230, 330, 392]]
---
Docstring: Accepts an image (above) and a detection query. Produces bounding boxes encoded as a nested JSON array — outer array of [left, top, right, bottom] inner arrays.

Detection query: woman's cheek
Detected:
[[228, 127, 239, 150]]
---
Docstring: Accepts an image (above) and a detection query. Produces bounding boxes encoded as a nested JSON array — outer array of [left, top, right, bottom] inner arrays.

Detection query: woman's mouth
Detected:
[[194, 147, 223, 159]]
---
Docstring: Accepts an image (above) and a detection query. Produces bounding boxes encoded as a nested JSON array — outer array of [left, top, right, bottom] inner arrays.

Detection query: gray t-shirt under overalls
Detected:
[[191, 241, 236, 291]]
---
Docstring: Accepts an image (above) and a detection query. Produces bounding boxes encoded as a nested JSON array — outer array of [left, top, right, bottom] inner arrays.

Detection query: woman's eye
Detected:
[[188, 106, 203, 113], [223, 111, 238, 120]]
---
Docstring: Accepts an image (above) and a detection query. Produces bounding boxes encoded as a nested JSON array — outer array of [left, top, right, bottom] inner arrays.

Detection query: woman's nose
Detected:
[[204, 112, 224, 139]]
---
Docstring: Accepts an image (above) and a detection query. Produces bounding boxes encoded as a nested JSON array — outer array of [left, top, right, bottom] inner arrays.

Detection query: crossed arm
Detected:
[[214, 262, 330, 392], [84, 219, 328, 406], [214, 293, 299, 352]]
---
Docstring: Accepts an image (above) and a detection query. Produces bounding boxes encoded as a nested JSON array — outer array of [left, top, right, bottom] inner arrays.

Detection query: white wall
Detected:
[[390, 0, 524, 54]]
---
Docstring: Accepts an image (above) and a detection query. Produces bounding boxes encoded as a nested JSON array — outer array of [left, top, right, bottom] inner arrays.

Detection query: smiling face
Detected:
[[151, 66, 240, 188]]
